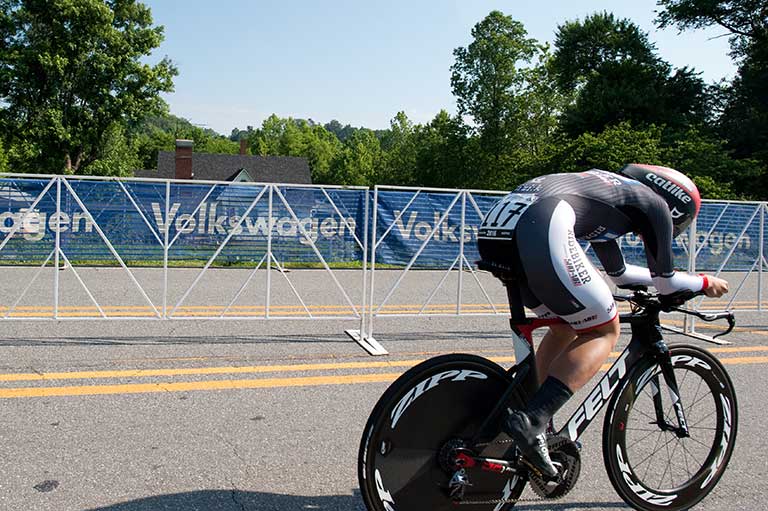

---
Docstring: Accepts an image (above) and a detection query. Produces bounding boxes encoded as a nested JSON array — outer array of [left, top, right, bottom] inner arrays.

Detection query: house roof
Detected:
[[134, 152, 312, 184]]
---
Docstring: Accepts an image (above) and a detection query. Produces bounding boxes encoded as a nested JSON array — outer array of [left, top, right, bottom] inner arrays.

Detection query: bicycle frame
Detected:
[[470, 283, 690, 449], [530, 313, 681, 443]]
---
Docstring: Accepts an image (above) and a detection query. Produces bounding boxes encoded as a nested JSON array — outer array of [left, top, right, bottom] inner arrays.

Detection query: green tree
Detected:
[[0, 138, 8, 173], [247, 115, 343, 183], [450, 11, 540, 167], [323, 120, 358, 142], [411, 110, 471, 188], [656, 0, 767, 59], [0, 0, 177, 174], [656, 0, 768, 197], [552, 12, 660, 91], [552, 122, 664, 173], [379, 112, 418, 185], [552, 12, 708, 136], [196, 136, 238, 155], [88, 123, 140, 176], [661, 127, 763, 199], [328, 129, 384, 186]]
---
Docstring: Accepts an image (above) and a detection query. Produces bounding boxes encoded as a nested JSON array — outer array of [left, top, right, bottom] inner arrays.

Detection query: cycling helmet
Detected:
[[618, 164, 701, 237]]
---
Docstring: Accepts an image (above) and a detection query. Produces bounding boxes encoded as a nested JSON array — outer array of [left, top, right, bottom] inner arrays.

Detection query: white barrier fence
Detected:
[[0, 175, 764, 355], [0, 174, 369, 324], [356, 191, 767, 353]]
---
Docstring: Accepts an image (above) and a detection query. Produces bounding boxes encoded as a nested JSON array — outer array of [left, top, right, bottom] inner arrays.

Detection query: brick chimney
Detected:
[[175, 139, 194, 180], [239, 138, 248, 155]]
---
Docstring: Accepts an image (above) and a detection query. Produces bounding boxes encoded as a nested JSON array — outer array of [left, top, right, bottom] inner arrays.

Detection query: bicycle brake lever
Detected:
[[712, 314, 736, 340], [672, 307, 736, 339]]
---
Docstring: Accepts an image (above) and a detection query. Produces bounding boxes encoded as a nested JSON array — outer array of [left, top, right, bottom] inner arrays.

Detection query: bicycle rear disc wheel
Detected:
[[603, 345, 738, 511], [358, 354, 527, 511]]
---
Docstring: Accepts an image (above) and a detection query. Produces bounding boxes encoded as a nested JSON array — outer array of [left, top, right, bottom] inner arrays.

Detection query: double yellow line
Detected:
[[1, 346, 766, 399], [1, 300, 763, 318]]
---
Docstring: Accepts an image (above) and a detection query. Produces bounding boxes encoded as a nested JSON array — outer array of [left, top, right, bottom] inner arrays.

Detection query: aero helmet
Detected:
[[618, 164, 701, 236]]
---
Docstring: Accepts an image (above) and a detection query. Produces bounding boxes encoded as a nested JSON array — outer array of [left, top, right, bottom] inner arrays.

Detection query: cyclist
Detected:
[[477, 164, 729, 478]]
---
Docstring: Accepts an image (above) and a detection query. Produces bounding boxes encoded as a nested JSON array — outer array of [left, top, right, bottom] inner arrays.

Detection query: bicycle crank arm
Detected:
[[454, 451, 519, 475]]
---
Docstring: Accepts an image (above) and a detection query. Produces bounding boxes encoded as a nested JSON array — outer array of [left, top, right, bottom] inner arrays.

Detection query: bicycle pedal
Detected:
[[519, 458, 562, 484]]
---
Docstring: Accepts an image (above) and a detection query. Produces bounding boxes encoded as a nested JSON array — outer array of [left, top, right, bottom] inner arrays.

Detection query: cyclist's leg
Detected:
[[505, 198, 618, 476], [547, 318, 619, 390], [517, 196, 620, 392], [535, 323, 576, 385]]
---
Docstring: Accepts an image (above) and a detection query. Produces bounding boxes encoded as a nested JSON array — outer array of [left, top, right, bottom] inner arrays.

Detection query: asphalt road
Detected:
[[0, 269, 766, 511]]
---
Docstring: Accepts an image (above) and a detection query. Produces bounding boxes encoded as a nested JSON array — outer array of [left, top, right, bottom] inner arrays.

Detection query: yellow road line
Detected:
[[0, 359, 429, 382], [2, 355, 768, 399], [2, 345, 768, 384], [0, 373, 405, 399], [1, 300, 763, 317], [0, 356, 516, 383]]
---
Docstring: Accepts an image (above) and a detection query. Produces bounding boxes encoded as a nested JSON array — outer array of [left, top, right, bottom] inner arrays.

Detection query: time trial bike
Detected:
[[358, 263, 737, 511]]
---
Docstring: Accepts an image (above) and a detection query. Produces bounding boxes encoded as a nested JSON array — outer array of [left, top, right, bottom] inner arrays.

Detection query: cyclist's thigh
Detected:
[[516, 197, 616, 332]]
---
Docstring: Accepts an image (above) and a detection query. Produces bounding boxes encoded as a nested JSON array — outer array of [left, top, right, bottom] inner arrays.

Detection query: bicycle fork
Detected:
[[651, 340, 690, 438]]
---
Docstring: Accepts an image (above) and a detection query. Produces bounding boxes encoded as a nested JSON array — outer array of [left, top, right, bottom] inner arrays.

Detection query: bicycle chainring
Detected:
[[438, 438, 468, 472], [529, 435, 581, 499]]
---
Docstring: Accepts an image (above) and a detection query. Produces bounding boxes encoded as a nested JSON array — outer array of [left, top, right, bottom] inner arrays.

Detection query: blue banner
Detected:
[[0, 178, 761, 272], [0, 178, 366, 267], [372, 190, 763, 272]]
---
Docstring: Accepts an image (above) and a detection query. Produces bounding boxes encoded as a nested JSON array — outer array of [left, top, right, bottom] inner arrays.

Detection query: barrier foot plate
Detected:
[[345, 330, 389, 356], [661, 325, 731, 345]]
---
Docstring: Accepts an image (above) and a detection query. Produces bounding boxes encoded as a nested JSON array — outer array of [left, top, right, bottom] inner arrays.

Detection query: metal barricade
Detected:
[[1, 175, 765, 354], [0, 174, 369, 326], [684, 200, 767, 337], [350, 185, 508, 355]]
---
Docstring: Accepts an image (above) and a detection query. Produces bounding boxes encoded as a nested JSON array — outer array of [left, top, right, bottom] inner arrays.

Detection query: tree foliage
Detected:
[[0, 0, 177, 174], [451, 11, 539, 162], [0, 4, 762, 200], [552, 12, 709, 136], [656, 0, 768, 195]]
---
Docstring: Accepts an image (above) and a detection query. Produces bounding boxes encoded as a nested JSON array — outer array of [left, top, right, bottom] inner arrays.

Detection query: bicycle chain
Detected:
[[454, 436, 578, 507]]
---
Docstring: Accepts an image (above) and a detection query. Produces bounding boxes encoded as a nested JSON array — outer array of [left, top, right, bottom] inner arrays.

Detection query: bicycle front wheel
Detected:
[[358, 354, 528, 511], [603, 344, 738, 511]]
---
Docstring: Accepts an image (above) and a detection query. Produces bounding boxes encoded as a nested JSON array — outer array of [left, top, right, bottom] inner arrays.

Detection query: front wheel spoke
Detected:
[[679, 439, 705, 469], [628, 428, 667, 452], [686, 387, 713, 417], [694, 408, 718, 426], [678, 438, 693, 478], [660, 432, 677, 489], [666, 432, 686, 487], [685, 377, 707, 414], [641, 431, 665, 480], [632, 404, 659, 423], [679, 368, 690, 390], [636, 433, 678, 477], [686, 435, 714, 451]]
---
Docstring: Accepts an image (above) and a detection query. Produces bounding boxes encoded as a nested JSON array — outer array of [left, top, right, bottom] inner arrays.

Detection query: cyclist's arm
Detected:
[[591, 240, 653, 287], [635, 200, 708, 294]]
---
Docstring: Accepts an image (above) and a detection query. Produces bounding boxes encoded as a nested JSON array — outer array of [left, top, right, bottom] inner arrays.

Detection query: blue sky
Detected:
[[144, 0, 736, 135]]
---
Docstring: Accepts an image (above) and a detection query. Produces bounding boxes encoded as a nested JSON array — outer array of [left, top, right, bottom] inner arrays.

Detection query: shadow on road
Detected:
[[84, 489, 366, 511], [515, 503, 629, 510], [82, 489, 628, 511], [0, 330, 511, 347]]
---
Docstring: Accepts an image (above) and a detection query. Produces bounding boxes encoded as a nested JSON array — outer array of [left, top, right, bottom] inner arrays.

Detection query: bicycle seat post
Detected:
[[504, 278, 527, 326]]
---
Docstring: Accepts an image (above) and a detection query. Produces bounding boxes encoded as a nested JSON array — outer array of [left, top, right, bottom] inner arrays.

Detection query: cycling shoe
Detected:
[[504, 410, 558, 478]]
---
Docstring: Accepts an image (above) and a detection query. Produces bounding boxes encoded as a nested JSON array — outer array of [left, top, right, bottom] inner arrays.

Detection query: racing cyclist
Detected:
[[477, 164, 729, 478]]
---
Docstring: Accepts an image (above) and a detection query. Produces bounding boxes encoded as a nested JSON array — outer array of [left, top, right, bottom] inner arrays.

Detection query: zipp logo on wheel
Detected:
[[616, 446, 678, 506], [390, 369, 487, 429], [375, 469, 396, 511]]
